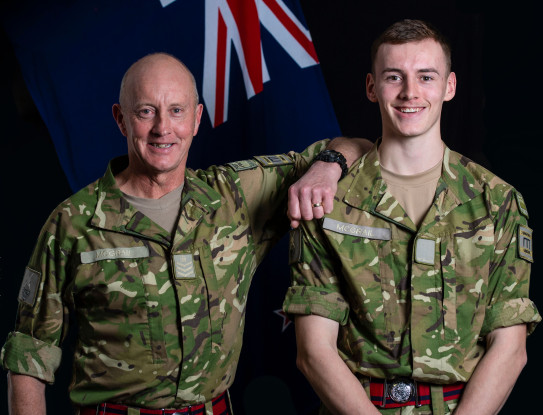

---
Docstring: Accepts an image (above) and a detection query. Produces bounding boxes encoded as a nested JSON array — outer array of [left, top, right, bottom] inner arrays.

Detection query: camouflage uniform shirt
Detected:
[[284, 143, 539, 385], [1, 140, 327, 409]]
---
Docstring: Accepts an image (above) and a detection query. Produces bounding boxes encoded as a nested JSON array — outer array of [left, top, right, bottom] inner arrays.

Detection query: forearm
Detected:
[[295, 316, 380, 415], [454, 325, 527, 415], [298, 348, 379, 414], [7, 372, 46, 415], [326, 137, 373, 167]]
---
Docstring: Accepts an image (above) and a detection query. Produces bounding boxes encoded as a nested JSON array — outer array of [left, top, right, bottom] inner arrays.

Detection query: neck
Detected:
[[116, 166, 186, 199], [378, 135, 444, 175]]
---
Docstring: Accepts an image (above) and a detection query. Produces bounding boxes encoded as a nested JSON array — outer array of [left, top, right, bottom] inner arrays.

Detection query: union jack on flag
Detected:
[[202, 0, 319, 127]]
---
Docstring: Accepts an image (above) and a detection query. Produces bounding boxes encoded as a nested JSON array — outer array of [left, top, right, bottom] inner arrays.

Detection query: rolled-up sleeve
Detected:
[[481, 190, 540, 336], [283, 223, 350, 326]]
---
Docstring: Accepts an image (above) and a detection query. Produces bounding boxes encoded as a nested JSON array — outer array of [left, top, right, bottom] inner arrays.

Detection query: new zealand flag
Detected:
[[3, 1, 340, 413]]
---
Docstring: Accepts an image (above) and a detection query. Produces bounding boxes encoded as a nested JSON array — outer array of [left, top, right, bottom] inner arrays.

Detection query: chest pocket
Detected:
[[73, 248, 168, 365], [323, 221, 403, 351], [438, 219, 494, 343]]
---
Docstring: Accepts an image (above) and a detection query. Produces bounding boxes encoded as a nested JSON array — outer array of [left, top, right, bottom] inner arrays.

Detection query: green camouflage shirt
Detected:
[[284, 143, 540, 384], [1, 139, 327, 409]]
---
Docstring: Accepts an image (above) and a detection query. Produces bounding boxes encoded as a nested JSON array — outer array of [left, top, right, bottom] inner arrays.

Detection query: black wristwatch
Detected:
[[314, 149, 348, 180]]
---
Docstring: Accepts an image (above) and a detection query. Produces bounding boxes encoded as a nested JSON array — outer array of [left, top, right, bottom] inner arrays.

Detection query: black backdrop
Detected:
[[1, 1, 542, 413]]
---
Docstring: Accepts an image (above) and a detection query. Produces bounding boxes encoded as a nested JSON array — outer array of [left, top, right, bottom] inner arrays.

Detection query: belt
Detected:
[[80, 391, 229, 415], [369, 378, 465, 409]]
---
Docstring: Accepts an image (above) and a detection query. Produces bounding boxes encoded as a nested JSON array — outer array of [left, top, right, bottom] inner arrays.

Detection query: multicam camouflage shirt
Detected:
[[284, 143, 540, 385], [1, 139, 327, 409]]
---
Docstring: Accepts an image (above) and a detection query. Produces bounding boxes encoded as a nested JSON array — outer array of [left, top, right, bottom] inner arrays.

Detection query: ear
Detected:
[[444, 72, 457, 102], [112, 104, 128, 137], [193, 103, 204, 136], [366, 73, 378, 103]]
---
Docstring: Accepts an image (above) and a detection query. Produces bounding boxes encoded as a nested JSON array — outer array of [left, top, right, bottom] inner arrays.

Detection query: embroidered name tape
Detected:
[[518, 225, 533, 262], [322, 218, 391, 240], [80, 246, 150, 264]]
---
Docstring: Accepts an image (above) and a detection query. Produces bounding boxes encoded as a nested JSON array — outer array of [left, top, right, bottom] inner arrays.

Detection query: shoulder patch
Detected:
[[515, 192, 529, 219], [18, 267, 41, 306], [254, 154, 293, 167], [227, 159, 259, 172], [518, 225, 533, 263]]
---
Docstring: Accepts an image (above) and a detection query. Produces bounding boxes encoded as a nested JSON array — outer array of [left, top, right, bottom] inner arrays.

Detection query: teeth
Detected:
[[152, 144, 173, 148], [400, 108, 422, 113]]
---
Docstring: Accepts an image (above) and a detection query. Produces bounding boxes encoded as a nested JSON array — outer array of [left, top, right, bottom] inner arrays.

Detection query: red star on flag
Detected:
[[274, 309, 292, 332]]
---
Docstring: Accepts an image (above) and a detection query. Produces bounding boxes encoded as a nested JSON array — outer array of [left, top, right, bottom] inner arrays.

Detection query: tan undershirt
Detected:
[[380, 160, 442, 228], [122, 184, 183, 235]]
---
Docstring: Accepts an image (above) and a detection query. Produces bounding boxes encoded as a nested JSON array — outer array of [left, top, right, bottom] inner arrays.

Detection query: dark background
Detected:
[[1, 0, 541, 413]]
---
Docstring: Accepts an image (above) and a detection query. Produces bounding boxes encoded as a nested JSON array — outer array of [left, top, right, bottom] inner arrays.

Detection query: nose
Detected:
[[151, 112, 171, 136], [399, 77, 418, 101]]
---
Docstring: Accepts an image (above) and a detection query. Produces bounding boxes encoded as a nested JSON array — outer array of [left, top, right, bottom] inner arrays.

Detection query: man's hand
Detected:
[[288, 137, 373, 228], [288, 161, 341, 228]]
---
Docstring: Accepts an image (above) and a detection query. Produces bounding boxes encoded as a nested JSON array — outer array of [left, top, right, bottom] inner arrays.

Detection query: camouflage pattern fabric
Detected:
[[284, 142, 540, 390], [1, 139, 327, 409]]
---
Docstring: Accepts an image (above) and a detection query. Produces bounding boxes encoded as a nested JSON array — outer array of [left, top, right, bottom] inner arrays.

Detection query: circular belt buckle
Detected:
[[388, 378, 415, 404]]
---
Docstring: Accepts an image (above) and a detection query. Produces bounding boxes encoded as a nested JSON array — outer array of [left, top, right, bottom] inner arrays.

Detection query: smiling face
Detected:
[[113, 54, 203, 181], [366, 39, 456, 142]]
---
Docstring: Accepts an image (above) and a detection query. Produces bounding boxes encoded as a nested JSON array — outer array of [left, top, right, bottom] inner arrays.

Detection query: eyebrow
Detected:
[[381, 67, 441, 75]]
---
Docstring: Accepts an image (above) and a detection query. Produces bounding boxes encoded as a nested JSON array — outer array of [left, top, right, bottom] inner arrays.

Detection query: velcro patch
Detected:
[[253, 154, 293, 167], [322, 217, 391, 240], [227, 159, 259, 171], [518, 225, 533, 263], [414, 238, 436, 265], [515, 192, 529, 219], [174, 254, 196, 279], [18, 267, 41, 306]]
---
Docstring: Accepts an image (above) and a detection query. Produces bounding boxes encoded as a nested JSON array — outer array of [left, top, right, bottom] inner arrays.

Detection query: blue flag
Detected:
[[3, 0, 340, 191], [3, 1, 340, 413]]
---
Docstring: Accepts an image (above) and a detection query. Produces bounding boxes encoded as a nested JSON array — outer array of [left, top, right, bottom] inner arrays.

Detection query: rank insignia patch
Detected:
[[254, 154, 293, 167], [174, 254, 196, 279], [227, 159, 259, 171], [518, 225, 533, 263], [515, 192, 529, 219], [18, 267, 41, 306]]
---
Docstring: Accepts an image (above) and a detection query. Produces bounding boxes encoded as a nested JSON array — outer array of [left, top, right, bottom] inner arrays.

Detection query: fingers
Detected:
[[287, 162, 339, 225], [297, 189, 325, 221], [288, 185, 302, 225], [289, 218, 300, 229], [321, 188, 334, 214]]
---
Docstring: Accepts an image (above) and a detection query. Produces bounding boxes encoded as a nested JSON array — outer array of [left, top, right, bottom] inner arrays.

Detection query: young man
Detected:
[[2, 53, 370, 414], [284, 19, 539, 414]]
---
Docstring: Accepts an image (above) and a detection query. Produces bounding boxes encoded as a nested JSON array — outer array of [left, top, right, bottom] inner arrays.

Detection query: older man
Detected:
[[2, 53, 370, 414]]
